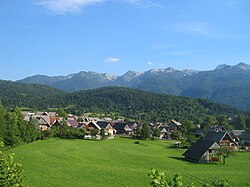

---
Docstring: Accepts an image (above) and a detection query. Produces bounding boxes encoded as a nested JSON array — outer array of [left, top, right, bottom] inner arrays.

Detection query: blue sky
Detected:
[[0, 0, 250, 80]]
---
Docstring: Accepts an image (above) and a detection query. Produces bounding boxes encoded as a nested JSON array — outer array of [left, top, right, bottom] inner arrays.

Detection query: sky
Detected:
[[0, 0, 250, 80]]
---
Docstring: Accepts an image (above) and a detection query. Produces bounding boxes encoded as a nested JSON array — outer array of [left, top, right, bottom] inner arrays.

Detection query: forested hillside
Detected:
[[0, 81, 242, 122], [64, 87, 241, 122], [0, 80, 65, 109]]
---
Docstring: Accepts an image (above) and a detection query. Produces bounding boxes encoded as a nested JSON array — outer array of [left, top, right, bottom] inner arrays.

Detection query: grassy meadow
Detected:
[[9, 138, 250, 187]]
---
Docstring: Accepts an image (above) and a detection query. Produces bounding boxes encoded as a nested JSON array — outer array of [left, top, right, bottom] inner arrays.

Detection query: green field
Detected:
[[9, 138, 250, 187]]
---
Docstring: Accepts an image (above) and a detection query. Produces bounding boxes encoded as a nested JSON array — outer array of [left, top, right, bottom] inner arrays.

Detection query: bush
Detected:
[[0, 141, 24, 186]]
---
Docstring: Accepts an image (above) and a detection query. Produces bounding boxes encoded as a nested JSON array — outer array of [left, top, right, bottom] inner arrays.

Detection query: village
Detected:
[[22, 111, 250, 164]]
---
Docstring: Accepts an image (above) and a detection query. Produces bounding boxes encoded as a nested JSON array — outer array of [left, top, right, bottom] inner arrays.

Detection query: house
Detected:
[[183, 139, 220, 163], [203, 131, 237, 146], [113, 123, 132, 135], [158, 126, 171, 139], [86, 121, 101, 132], [97, 121, 115, 135], [67, 118, 79, 128], [36, 117, 50, 130], [168, 120, 183, 133], [50, 118, 63, 127], [48, 112, 57, 117], [240, 131, 250, 146], [230, 130, 245, 141], [126, 122, 138, 132], [30, 112, 50, 131]]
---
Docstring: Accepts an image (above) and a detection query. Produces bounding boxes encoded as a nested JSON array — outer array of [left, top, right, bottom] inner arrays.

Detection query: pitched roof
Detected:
[[126, 122, 137, 127], [183, 140, 220, 160], [113, 123, 132, 131], [67, 119, 79, 128], [171, 120, 182, 126], [88, 121, 101, 130], [159, 126, 168, 133], [240, 131, 250, 140], [231, 130, 245, 137], [203, 131, 236, 145], [97, 121, 111, 129]]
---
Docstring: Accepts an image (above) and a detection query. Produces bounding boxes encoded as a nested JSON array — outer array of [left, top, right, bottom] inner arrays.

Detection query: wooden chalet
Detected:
[[97, 121, 115, 135], [183, 140, 220, 163], [126, 122, 138, 132], [67, 118, 79, 128], [86, 121, 101, 132], [158, 126, 171, 139], [113, 123, 132, 135], [168, 120, 183, 133]]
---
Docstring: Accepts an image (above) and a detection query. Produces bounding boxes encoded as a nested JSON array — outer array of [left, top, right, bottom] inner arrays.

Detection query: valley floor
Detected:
[[10, 137, 250, 186]]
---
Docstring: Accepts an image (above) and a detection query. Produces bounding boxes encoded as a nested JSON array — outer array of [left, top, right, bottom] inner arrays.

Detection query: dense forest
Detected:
[[0, 80, 244, 123], [65, 87, 242, 122], [0, 80, 65, 109]]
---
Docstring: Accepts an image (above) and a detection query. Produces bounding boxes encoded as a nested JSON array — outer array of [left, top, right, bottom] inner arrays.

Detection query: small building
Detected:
[[67, 118, 79, 128], [86, 121, 101, 131], [158, 126, 171, 139], [97, 121, 115, 135], [126, 122, 138, 132], [37, 117, 50, 130], [168, 120, 183, 133], [231, 130, 245, 141], [113, 123, 132, 135], [183, 140, 220, 163]]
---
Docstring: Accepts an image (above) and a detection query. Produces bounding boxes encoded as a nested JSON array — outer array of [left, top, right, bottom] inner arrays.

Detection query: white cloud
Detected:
[[104, 57, 120, 63], [36, 0, 105, 14], [36, 0, 162, 14], [147, 61, 155, 65], [126, 0, 162, 8]]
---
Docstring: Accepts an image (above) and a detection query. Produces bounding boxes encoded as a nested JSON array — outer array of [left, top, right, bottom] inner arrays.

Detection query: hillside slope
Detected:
[[17, 63, 250, 110], [0, 80, 65, 109]]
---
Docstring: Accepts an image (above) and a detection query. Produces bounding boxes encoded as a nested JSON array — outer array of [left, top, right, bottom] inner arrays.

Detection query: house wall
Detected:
[[105, 128, 114, 135]]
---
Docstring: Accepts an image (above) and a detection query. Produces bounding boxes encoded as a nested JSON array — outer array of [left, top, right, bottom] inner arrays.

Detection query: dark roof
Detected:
[[204, 131, 226, 142], [113, 123, 132, 131], [183, 140, 219, 160], [97, 121, 110, 128], [159, 126, 168, 132], [203, 131, 237, 145], [126, 122, 137, 127], [240, 131, 250, 140]]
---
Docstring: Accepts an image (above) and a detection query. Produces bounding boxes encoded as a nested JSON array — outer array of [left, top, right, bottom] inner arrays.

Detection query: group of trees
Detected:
[[0, 103, 40, 148]]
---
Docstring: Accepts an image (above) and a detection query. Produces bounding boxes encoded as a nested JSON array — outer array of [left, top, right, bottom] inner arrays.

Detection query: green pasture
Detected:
[[9, 138, 250, 186]]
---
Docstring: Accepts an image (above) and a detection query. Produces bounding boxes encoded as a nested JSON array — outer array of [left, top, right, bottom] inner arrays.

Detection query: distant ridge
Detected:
[[17, 62, 250, 110]]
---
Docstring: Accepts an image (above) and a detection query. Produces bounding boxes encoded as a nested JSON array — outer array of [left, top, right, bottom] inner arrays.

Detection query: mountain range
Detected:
[[17, 62, 250, 110]]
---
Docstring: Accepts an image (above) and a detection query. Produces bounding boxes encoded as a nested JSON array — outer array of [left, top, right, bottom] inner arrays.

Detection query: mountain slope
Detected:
[[0, 80, 66, 109], [17, 62, 250, 110]]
